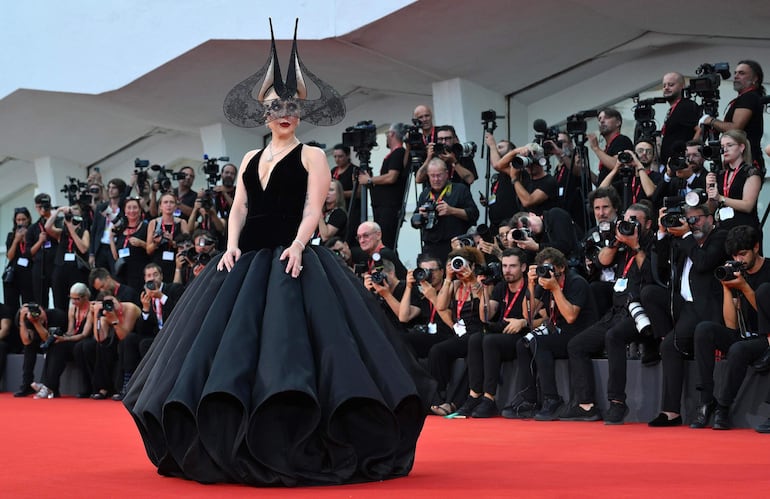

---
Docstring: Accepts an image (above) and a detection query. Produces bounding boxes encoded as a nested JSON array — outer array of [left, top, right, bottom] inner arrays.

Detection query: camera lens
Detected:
[[450, 256, 468, 271]]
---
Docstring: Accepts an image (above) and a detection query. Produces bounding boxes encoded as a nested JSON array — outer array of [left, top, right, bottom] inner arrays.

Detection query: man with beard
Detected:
[[660, 72, 700, 167], [583, 187, 622, 311], [657, 140, 708, 202], [213, 163, 237, 221], [588, 108, 634, 186], [456, 248, 529, 418], [643, 204, 727, 426], [599, 138, 662, 210], [415, 125, 478, 187]]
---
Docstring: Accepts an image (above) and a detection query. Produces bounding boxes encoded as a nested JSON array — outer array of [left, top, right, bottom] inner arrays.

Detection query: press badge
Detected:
[[44, 241, 52, 249], [487, 194, 496, 205], [64, 253, 76, 262], [173, 209, 182, 217], [428, 322, 437, 335], [162, 251, 175, 261], [118, 247, 131, 258], [310, 237, 321, 246], [614, 278, 628, 292], [17, 257, 29, 267], [718, 206, 735, 221], [453, 319, 467, 337], [559, 187, 565, 197]]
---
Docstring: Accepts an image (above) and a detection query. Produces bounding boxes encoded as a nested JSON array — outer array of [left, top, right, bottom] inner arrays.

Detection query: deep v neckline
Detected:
[[259, 143, 300, 191]]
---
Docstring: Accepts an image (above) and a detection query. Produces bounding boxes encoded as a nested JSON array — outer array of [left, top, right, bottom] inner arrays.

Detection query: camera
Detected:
[[456, 232, 475, 248], [523, 323, 554, 347], [566, 110, 599, 135], [714, 260, 744, 281], [511, 143, 547, 169], [27, 303, 41, 318], [685, 62, 730, 101], [342, 120, 378, 150], [628, 301, 652, 335], [40, 326, 63, 351], [405, 119, 427, 167], [59, 177, 91, 208], [536, 263, 555, 278], [145, 280, 157, 291], [102, 299, 115, 313], [632, 96, 666, 142], [475, 224, 494, 243], [197, 190, 213, 210], [533, 119, 562, 154], [154, 221, 168, 245], [616, 216, 640, 236], [111, 215, 128, 234], [477, 261, 502, 285], [150, 164, 174, 193], [413, 267, 433, 283], [617, 151, 634, 164], [450, 256, 470, 271], [660, 196, 686, 228], [511, 227, 531, 241], [195, 252, 212, 267], [411, 200, 438, 230], [701, 140, 723, 172], [134, 158, 151, 195]]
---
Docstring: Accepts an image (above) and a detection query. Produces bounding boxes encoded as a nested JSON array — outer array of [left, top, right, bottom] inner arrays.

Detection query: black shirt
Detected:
[[597, 134, 634, 185], [490, 280, 526, 322], [520, 174, 558, 216], [660, 98, 700, 166], [725, 89, 765, 171], [534, 269, 597, 334], [372, 147, 407, 208], [739, 259, 770, 333]]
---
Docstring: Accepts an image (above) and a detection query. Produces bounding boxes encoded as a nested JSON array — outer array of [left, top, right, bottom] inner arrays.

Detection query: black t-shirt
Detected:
[[716, 163, 762, 232], [521, 174, 558, 216], [174, 188, 197, 210], [740, 259, 770, 333], [318, 208, 347, 244], [25, 218, 57, 266], [488, 173, 519, 227], [408, 285, 453, 335], [332, 164, 359, 200], [609, 169, 663, 207], [372, 147, 407, 208], [54, 225, 88, 265], [490, 281, 526, 322], [660, 98, 700, 166], [725, 89, 765, 170], [452, 156, 478, 184], [534, 270, 597, 334], [597, 134, 634, 185]]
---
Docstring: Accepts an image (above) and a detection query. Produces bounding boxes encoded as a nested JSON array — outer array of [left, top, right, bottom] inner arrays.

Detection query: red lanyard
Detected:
[[661, 98, 681, 135], [428, 301, 437, 324], [423, 128, 436, 145], [503, 282, 524, 318], [122, 225, 139, 248], [429, 184, 450, 204], [74, 307, 87, 333], [621, 252, 637, 279], [456, 284, 472, 321], [556, 165, 567, 184], [631, 176, 643, 203], [67, 233, 74, 253], [728, 86, 757, 109], [548, 280, 565, 324], [723, 165, 742, 196], [599, 132, 620, 170]]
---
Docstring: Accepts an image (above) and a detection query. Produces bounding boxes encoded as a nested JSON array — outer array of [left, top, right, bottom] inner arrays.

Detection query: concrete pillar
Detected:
[[33, 156, 85, 207]]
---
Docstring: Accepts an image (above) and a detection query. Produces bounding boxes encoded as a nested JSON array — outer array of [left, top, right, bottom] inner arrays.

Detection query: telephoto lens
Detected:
[[450, 256, 469, 271]]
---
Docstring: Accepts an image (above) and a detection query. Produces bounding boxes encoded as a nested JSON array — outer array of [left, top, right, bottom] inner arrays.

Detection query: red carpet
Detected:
[[3, 393, 769, 498]]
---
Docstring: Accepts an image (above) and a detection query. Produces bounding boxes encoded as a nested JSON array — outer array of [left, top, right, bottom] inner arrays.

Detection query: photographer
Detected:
[[108, 197, 149, 292], [324, 237, 354, 270], [643, 203, 727, 427], [330, 144, 361, 246], [357, 123, 408, 248], [146, 192, 189, 283], [511, 248, 598, 421], [700, 60, 765, 172], [588, 108, 634, 186], [12, 303, 67, 397], [460, 248, 529, 418], [93, 292, 141, 400], [508, 208, 580, 264], [88, 267, 141, 307], [174, 230, 220, 286], [187, 187, 225, 245], [312, 180, 347, 245], [88, 178, 125, 271], [26, 193, 57, 308], [563, 203, 656, 424], [691, 226, 770, 430], [352, 221, 407, 280], [582, 187, 622, 311], [706, 129, 761, 235], [364, 259, 405, 331], [413, 158, 479, 264], [413, 104, 437, 144], [497, 143, 558, 216], [45, 205, 91, 310], [658, 140, 708, 201], [399, 254, 454, 359], [415, 126, 477, 187], [599, 139, 662, 210], [28, 283, 93, 399], [483, 133, 518, 232], [4, 207, 34, 314], [660, 72, 700, 167], [213, 163, 238, 221], [428, 246, 490, 416]]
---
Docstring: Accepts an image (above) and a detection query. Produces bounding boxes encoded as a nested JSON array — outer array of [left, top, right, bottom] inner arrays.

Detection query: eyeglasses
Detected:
[[436, 136, 454, 143], [721, 143, 740, 149], [356, 231, 377, 241], [635, 148, 653, 155], [687, 214, 708, 224]]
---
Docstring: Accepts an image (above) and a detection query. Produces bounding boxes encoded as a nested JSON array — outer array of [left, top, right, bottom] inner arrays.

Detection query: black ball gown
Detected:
[[123, 144, 433, 486]]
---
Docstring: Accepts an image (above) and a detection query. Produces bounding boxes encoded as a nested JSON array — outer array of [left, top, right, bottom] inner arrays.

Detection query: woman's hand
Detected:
[[218, 247, 242, 272], [280, 241, 304, 278]]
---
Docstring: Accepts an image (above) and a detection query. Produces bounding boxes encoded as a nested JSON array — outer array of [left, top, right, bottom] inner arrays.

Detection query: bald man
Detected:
[[660, 72, 700, 167]]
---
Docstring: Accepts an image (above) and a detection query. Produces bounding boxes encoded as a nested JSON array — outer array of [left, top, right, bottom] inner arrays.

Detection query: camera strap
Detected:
[[456, 284, 472, 322], [660, 98, 682, 136], [429, 184, 451, 204], [620, 252, 636, 279]]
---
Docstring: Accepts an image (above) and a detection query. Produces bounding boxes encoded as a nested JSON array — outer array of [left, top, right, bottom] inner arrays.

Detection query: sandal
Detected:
[[90, 390, 108, 400], [430, 402, 456, 416]]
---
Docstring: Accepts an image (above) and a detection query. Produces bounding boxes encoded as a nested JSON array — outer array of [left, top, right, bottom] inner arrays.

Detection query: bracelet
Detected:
[[111, 321, 119, 326], [443, 279, 452, 286], [293, 239, 306, 250]]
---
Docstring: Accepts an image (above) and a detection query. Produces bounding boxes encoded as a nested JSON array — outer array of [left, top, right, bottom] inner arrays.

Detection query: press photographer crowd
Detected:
[[3, 60, 770, 432]]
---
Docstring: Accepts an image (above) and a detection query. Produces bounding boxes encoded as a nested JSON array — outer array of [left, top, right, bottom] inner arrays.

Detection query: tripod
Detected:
[[480, 117, 500, 227], [393, 150, 423, 252], [568, 132, 594, 230], [343, 148, 372, 243]]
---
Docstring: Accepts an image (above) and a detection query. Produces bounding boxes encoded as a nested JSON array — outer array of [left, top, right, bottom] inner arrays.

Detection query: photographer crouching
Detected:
[[174, 230, 220, 286], [12, 303, 67, 397]]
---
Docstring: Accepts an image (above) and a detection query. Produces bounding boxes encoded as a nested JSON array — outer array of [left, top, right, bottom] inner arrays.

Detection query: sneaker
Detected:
[[501, 400, 537, 419], [454, 396, 483, 417], [33, 384, 53, 399], [604, 401, 629, 425], [560, 403, 602, 421], [534, 397, 563, 421], [471, 397, 498, 418]]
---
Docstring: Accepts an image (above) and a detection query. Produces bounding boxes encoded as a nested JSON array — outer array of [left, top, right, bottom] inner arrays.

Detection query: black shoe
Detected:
[[13, 386, 35, 397], [641, 343, 661, 366], [560, 403, 602, 421], [648, 412, 682, 427], [501, 400, 537, 419], [712, 405, 732, 430], [752, 347, 770, 373], [689, 401, 716, 429], [111, 392, 125, 401], [755, 417, 770, 434], [455, 396, 483, 417], [534, 397, 564, 421], [471, 397, 498, 418], [604, 401, 629, 425]]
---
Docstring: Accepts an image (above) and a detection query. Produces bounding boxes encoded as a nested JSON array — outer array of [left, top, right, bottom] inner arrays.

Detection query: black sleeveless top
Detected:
[[240, 143, 307, 251]]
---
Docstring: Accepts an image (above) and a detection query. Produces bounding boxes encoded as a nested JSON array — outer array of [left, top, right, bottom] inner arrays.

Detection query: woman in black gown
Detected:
[[123, 19, 430, 487]]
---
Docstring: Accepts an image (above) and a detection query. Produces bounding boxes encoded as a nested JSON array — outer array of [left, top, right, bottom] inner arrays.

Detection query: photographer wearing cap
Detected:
[[563, 203, 656, 424], [429, 246, 490, 416], [690, 226, 770, 430], [399, 254, 454, 359], [643, 203, 727, 427], [511, 248, 597, 421], [26, 193, 57, 308], [699, 60, 765, 172], [497, 142, 558, 216], [660, 72, 700, 167], [589, 108, 635, 186], [12, 303, 67, 397], [413, 158, 479, 264]]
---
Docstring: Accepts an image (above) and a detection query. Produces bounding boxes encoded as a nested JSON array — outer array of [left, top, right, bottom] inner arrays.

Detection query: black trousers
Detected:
[[514, 337, 538, 403], [118, 331, 156, 373], [75, 336, 118, 393], [373, 204, 401, 250], [41, 340, 77, 393], [567, 311, 638, 404], [466, 332, 520, 396], [19, 341, 40, 388], [427, 333, 469, 397], [51, 263, 89, 311], [31, 262, 53, 309], [403, 330, 452, 359], [531, 330, 577, 400]]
